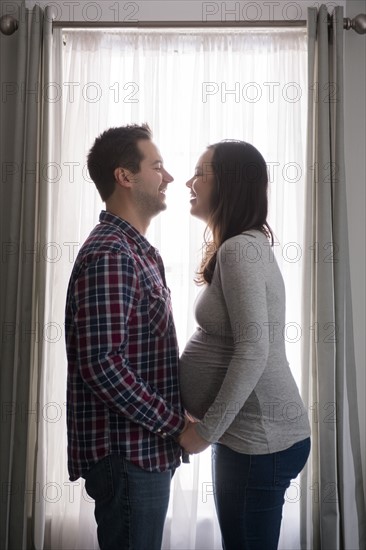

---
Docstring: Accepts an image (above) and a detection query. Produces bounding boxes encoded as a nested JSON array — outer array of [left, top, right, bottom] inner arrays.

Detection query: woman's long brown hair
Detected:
[[195, 140, 274, 285]]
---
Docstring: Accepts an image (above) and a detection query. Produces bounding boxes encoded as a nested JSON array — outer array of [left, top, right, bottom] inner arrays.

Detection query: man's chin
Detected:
[[157, 198, 167, 212], [150, 201, 167, 218]]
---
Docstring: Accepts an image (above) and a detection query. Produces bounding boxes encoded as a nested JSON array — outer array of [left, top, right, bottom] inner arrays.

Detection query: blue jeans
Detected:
[[212, 438, 311, 550], [84, 454, 173, 550]]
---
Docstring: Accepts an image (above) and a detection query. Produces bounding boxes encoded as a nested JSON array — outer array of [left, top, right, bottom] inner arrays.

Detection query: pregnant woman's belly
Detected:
[[179, 330, 232, 419], [179, 360, 228, 419]]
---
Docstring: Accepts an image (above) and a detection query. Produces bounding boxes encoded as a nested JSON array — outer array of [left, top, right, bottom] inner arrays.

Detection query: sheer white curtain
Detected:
[[37, 28, 307, 550]]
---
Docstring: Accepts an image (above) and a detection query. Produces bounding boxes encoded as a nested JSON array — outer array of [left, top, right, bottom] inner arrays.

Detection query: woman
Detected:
[[179, 140, 311, 550]]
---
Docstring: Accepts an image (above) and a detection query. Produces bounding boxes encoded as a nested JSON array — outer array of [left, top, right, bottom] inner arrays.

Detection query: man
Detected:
[[65, 124, 188, 550]]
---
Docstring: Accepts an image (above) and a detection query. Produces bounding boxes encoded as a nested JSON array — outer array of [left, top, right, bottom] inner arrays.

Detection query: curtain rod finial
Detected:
[[344, 14, 366, 34], [0, 14, 18, 35]]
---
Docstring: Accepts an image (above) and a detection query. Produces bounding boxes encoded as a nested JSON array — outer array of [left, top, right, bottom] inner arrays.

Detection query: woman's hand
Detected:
[[179, 422, 210, 454]]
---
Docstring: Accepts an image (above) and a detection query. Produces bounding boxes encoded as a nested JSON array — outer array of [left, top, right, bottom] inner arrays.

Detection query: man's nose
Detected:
[[163, 168, 174, 183]]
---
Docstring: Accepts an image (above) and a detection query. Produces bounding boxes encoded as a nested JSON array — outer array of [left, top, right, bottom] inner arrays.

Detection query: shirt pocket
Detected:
[[148, 286, 171, 337]]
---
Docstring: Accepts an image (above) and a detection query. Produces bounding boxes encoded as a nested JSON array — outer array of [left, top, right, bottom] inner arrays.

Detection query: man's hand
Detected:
[[179, 422, 210, 454]]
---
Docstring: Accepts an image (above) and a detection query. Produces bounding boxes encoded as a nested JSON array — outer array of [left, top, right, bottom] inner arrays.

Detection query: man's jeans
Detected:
[[84, 454, 173, 550], [212, 437, 311, 550]]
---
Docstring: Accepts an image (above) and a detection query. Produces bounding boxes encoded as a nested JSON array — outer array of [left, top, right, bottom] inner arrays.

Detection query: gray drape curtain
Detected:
[[301, 5, 366, 549], [0, 4, 51, 549]]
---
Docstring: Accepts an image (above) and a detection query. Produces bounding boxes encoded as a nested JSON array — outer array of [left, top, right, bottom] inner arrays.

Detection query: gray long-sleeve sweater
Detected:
[[179, 231, 310, 454]]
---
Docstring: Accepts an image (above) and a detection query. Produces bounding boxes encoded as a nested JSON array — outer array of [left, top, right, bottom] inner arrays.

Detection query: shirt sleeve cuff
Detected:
[[154, 408, 186, 439]]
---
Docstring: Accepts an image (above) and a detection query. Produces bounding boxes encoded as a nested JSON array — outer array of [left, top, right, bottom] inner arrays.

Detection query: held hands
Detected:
[[179, 420, 210, 455]]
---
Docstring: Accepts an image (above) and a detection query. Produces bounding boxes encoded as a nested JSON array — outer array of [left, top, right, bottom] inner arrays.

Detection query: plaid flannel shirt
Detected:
[[65, 211, 185, 481]]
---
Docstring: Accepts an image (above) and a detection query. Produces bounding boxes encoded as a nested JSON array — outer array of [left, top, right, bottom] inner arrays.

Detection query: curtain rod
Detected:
[[51, 20, 307, 29], [1, 14, 366, 35]]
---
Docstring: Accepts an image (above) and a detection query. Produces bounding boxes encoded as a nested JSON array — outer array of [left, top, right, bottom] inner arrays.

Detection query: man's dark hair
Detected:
[[87, 124, 152, 201]]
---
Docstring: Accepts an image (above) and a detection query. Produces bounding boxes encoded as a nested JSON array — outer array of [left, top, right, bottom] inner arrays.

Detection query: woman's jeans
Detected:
[[84, 454, 173, 550], [212, 437, 311, 550]]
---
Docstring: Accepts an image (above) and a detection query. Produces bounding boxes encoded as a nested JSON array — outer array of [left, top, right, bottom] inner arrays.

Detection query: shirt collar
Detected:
[[99, 210, 157, 256]]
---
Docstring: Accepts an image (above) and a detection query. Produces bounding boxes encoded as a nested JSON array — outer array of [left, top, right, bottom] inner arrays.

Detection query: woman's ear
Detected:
[[114, 167, 133, 189]]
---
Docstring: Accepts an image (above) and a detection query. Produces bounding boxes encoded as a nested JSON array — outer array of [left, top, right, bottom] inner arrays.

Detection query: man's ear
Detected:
[[114, 167, 133, 189]]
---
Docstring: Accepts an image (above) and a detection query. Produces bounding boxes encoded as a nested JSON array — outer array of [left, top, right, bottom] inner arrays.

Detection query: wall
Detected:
[[16, 0, 345, 23], [344, 0, 366, 498]]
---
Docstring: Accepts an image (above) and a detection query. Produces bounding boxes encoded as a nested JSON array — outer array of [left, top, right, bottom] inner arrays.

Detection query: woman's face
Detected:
[[186, 148, 216, 223]]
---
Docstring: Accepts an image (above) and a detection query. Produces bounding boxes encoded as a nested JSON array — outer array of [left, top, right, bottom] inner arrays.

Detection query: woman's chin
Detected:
[[189, 204, 207, 223]]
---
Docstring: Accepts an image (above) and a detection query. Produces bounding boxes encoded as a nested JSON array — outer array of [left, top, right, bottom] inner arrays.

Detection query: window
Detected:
[[40, 27, 307, 549]]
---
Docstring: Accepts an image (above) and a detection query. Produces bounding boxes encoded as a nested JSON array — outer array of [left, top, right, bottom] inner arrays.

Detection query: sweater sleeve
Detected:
[[196, 235, 270, 442]]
